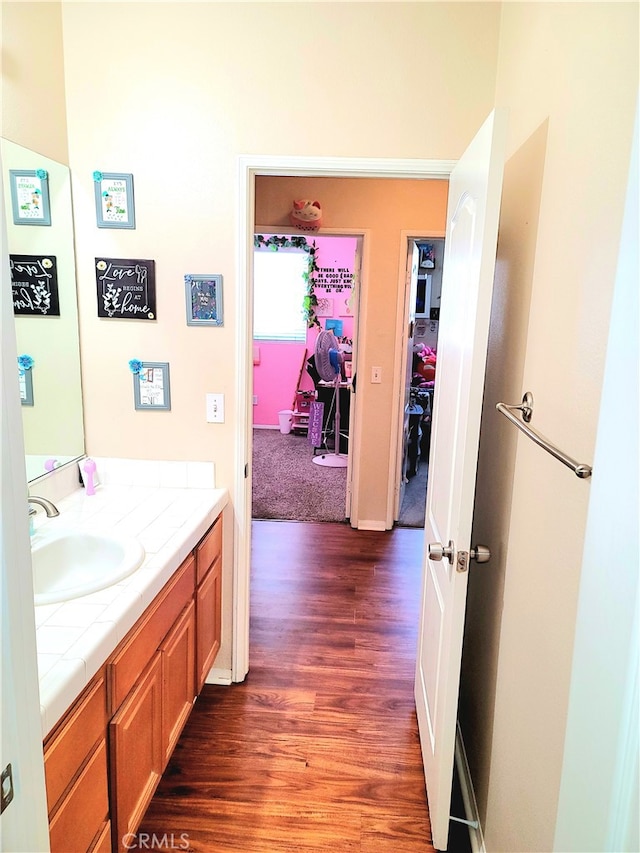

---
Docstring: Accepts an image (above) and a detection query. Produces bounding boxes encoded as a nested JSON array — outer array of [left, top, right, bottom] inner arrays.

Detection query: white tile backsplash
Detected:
[[91, 458, 215, 489]]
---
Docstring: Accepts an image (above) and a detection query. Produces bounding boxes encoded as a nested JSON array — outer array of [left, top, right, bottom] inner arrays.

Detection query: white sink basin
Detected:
[[32, 529, 145, 606]]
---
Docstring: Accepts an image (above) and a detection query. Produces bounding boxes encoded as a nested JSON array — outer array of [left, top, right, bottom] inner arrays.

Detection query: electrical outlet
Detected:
[[206, 393, 225, 423], [371, 366, 382, 384]]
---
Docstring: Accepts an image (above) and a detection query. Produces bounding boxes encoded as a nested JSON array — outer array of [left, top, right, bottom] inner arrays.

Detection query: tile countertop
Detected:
[[32, 483, 229, 739]]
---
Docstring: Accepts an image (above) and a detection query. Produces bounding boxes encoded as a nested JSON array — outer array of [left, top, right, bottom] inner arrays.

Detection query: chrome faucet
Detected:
[[28, 496, 60, 518]]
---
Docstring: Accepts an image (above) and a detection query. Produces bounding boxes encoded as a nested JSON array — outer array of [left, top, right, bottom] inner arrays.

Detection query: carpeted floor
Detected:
[[252, 428, 347, 523], [398, 461, 428, 528], [252, 426, 427, 527]]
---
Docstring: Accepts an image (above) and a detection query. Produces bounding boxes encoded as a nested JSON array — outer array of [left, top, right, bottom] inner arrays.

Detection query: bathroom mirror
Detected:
[[2, 138, 85, 482]]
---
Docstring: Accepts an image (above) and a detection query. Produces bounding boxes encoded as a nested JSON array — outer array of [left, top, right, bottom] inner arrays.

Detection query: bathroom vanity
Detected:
[[33, 480, 228, 853]]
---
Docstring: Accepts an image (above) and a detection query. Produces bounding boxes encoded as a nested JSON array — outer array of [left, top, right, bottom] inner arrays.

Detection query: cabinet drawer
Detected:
[[48, 738, 109, 853], [108, 555, 195, 712], [44, 674, 107, 814], [196, 517, 222, 584]]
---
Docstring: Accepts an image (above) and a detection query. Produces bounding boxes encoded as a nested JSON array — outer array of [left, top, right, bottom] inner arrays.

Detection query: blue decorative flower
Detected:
[[17, 354, 34, 374], [128, 359, 143, 375], [93, 171, 103, 182], [36, 169, 48, 180]]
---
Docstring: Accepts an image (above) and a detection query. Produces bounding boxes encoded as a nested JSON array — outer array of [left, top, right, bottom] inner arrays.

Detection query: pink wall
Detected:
[[253, 234, 357, 426]]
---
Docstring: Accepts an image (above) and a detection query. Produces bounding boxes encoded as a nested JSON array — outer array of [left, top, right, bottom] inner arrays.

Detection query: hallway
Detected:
[[138, 521, 468, 851]]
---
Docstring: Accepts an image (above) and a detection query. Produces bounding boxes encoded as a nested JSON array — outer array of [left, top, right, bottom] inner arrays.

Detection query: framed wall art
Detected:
[[132, 362, 171, 410], [18, 355, 34, 406], [95, 258, 156, 320], [185, 274, 223, 326], [10, 255, 60, 316], [9, 169, 51, 226], [93, 171, 135, 229]]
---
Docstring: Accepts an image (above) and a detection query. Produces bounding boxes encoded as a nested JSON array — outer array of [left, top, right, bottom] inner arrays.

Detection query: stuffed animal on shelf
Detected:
[[413, 344, 437, 386], [289, 199, 322, 231]]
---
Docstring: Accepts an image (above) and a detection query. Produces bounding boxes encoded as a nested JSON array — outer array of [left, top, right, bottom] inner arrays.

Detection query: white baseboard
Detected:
[[253, 424, 279, 430], [455, 722, 486, 853], [205, 667, 232, 685], [357, 520, 387, 531]]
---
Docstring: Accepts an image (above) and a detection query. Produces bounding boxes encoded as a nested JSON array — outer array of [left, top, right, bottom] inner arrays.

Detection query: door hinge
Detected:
[[244, 463, 249, 479]]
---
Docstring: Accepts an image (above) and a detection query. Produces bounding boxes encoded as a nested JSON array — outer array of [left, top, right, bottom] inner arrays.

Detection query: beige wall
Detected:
[[58, 1, 500, 520], [460, 3, 638, 851], [1, 2, 69, 163], [255, 175, 448, 522]]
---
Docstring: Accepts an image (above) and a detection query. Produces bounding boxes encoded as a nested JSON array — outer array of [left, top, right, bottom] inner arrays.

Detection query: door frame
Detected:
[[234, 155, 456, 681]]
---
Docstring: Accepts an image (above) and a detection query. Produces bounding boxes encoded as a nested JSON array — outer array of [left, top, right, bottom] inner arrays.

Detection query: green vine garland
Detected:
[[254, 234, 321, 329]]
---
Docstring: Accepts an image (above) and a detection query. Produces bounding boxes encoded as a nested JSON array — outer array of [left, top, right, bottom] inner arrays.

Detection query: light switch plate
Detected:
[[206, 393, 224, 423], [371, 366, 382, 384]]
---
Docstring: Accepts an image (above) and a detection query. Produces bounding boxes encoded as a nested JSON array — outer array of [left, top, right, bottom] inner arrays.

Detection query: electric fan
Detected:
[[312, 330, 349, 468]]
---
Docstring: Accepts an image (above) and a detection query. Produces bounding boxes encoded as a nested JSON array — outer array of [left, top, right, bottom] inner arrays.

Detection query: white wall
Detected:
[[554, 98, 639, 853], [460, 4, 638, 851]]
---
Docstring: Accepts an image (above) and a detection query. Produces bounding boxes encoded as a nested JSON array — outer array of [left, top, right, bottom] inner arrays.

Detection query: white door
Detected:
[[414, 109, 507, 851]]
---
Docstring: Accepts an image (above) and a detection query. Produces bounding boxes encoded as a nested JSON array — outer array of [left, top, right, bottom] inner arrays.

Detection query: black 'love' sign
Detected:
[[10, 254, 60, 316], [95, 257, 156, 320]]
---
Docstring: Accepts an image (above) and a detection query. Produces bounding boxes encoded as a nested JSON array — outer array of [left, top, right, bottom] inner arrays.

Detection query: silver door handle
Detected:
[[429, 541, 491, 569], [429, 540, 454, 564], [470, 545, 491, 564]]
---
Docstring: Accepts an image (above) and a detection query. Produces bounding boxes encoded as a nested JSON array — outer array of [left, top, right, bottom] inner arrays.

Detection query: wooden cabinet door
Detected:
[[110, 652, 163, 852], [48, 739, 109, 853], [161, 600, 196, 767], [196, 558, 221, 691]]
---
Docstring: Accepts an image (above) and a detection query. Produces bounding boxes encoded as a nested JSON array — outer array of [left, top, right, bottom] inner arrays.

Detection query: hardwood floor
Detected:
[[137, 520, 459, 852]]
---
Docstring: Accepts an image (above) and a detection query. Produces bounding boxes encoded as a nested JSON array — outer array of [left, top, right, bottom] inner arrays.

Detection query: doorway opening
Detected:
[[396, 236, 445, 528], [251, 231, 362, 524], [234, 155, 455, 683]]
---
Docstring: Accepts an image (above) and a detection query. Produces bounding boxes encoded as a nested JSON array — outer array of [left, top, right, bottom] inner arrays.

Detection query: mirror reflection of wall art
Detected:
[[10, 255, 60, 316], [185, 274, 223, 326], [96, 258, 156, 320], [9, 169, 51, 226], [93, 171, 135, 229], [131, 361, 171, 411], [18, 355, 34, 406]]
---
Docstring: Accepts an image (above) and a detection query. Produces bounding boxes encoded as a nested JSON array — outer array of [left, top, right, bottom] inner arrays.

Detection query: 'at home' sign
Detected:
[[95, 257, 156, 320], [10, 254, 60, 316]]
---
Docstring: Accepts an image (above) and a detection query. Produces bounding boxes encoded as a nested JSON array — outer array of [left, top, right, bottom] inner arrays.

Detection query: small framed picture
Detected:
[[185, 274, 223, 326], [18, 364, 34, 406], [133, 362, 171, 410], [9, 170, 51, 226], [93, 172, 135, 229]]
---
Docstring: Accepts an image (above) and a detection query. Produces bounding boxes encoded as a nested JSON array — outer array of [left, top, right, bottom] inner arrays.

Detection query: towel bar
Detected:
[[496, 392, 592, 479]]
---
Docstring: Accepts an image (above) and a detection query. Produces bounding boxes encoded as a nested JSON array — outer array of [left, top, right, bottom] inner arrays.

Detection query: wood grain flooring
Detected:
[[136, 521, 444, 852]]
